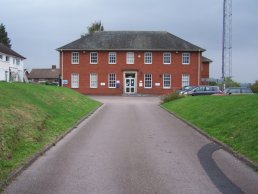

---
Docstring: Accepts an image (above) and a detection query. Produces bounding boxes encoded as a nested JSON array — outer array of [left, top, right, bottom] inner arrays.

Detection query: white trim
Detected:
[[182, 52, 190, 65], [71, 52, 79, 64], [123, 71, 137, 94], [71, 73, 79, 88], [126, 52, 134, 64], [90, 52, 98, 64], [144, 73, 152, 88], [163, 52, 171, 64], [90, 73, 98, 88], [163, 74, 171, 89], [182, 74, 190, 88], [108, 73, 116, 88], [198, 50, 201, 85], [108, 52, 117, 64], [144, 52, 152, 64]]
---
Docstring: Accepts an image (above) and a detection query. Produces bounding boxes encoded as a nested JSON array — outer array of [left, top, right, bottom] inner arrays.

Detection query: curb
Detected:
[[0, 103, 103, 190], [161, 105, 258, 171]]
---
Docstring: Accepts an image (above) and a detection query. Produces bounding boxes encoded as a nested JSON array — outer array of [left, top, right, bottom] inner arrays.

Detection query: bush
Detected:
[[161, 93, 184, 103], [251, 80, 258, 93]]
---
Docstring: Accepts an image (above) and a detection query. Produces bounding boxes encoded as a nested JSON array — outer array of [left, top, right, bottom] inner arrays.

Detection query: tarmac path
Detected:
[[3, 96, 258, 194]]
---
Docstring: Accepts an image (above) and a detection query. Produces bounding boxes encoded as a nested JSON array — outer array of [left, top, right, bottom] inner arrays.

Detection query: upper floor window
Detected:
[[163, 52, 171, 64], [126, 52, 134, 64], [163, 74, 171, 89], [182, 74, 190, 87], [6, 56, 10, 62], [109, 52, 116, 64], [144, 73, 152, 88], [71, 73, 79, 88], [108, 73, 116, 88], [17, 59, 20, 65], [71, 52, 79, 64], [0, 54, 2, 60], [182, 53, 190, 64], [144, 52, 152, 64], [90, 73, 98, 88], [90, 52, 98, 64]]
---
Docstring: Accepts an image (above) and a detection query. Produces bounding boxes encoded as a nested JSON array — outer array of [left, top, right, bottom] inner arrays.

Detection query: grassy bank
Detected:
[[0, 82, 101, 182], [162, 95, 258, 164]]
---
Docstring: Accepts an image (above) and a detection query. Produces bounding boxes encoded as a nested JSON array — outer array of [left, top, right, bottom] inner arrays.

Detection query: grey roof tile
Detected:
[[57, 31, 205, 52], [0, 43, 26, 59], [28, 69, 60, 79]]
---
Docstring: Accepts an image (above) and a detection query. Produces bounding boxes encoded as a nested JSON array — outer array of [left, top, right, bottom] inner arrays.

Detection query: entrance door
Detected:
[[124, 73, 136, 94]]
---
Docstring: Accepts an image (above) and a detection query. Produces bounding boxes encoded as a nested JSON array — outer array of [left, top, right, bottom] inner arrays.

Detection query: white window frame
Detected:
[[144, 52, 152, 64], [163, 74, 171, 89], [71, 52, 79, 64], [90, 52, 98, 64], [182, 74, 190, 87], [126, 52, 134, 64], [182, 53, 190, 64], [163, 52, 171, 64], [144, 73, 152, 88], [71, 73, 79, 88], [90, 73, 98, 88], [108, 73, 116, 88], [109, 52, 116, 64]]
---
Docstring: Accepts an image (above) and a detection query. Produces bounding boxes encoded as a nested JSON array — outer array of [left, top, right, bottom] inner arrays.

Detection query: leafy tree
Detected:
[[224, 77, 240, 88], [251, 80, 258, 93], [0, 23, 11, 48], [87, 21, 104, 34]]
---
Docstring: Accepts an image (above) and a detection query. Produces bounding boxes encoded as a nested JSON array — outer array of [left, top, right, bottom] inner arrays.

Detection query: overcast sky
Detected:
[[1, 0, 258, 83]]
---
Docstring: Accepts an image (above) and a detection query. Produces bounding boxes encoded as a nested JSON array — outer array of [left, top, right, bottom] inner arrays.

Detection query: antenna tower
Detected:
[[222, 0, 232, 80]]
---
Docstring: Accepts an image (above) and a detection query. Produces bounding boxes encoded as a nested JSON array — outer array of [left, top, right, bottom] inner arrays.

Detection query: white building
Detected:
[[0, 43, 26, 82]]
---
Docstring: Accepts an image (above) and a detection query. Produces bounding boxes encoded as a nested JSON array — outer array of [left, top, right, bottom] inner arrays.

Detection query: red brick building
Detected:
[[57, 31, 211, 95]]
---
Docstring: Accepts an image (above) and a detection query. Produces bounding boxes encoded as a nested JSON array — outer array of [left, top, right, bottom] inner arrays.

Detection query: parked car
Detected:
[[224, 87, 253, 95], [185, 86, 223, 96], [177, 85, 197, 95]]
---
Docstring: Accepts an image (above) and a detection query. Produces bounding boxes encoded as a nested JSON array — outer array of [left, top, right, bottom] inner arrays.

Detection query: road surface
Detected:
[[3, 96, 258, 194]]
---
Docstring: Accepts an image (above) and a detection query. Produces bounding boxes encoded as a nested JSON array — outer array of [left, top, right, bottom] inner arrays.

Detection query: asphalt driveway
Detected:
[[3, 96, 258, 194]]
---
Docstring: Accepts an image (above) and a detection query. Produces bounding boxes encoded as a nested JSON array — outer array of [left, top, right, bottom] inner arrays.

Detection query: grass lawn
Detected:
[[0, 82, 101, 183], [162, 95, 258, 164]]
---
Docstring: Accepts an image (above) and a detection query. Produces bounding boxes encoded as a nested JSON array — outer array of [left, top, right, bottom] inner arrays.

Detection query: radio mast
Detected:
[[222, 0, 232, 80]]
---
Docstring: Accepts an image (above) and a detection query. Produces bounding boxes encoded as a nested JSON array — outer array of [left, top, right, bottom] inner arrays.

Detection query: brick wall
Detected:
[[60, 51, 205, 95]]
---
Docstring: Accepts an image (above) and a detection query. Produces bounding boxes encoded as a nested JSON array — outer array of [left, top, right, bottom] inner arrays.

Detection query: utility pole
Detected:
[[222, 0, 232, 84]]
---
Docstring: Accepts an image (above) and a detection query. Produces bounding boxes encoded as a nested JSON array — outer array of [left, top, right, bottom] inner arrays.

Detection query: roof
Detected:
[[202, 56, 213, 63], [28, 68, 60, 79], [57, 31, 205, 52], [0, 43, 26, 59]]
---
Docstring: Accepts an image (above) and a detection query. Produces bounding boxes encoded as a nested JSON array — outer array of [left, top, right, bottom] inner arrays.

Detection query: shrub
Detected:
[[251, 80, 258, 93], [161, 92, 184, 103]]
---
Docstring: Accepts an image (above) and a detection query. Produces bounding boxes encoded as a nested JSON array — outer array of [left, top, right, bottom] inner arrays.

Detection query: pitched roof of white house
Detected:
[[0, 43, 26, 59], [57, 31, 205, 52]]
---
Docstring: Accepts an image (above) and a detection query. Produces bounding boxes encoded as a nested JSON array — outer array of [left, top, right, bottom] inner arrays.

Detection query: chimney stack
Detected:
[[52, 65, 56, 69]]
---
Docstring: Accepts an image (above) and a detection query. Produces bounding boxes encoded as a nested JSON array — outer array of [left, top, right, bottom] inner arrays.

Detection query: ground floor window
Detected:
[[5, 71, 8, 81], [163, 74, 171, 89], [108, 73, 116, 88], [144, 73, 152, 88], [71, 73, 79, 88], [90, 73, 98, 88], [182, 74, 190, 87]]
